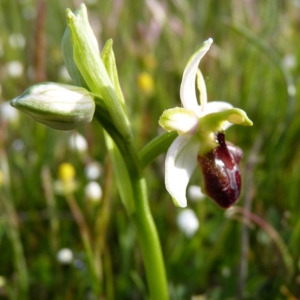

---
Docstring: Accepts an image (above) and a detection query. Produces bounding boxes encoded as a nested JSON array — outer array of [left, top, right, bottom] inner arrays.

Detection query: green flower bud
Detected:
[[10, 82, 95, 130]]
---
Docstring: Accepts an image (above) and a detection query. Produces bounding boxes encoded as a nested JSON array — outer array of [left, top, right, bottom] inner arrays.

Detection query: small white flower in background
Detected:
[[282, 54, 296, 70], [8, 33, 26, 49], [57, 248, 73, 264], [0, 101, 19, 124], [176, 208, 199, 238], [187, 185, 205, 202], [69, 132, 88, 153], [6, 60, 24, 78], [85, 181, 103, 202], [10, 82, 95, 130], [84, 161, 103, 180]]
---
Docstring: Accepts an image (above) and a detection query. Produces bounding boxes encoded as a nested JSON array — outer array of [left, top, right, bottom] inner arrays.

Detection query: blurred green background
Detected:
[[0, 0, 300, 299]]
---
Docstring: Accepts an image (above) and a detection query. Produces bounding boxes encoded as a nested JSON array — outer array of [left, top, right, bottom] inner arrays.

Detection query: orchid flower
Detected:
[[159, 38, 253, 208]]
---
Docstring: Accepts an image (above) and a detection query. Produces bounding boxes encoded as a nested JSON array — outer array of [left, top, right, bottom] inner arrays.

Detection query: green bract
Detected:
[[10, 82, 95, 130], [64, 4, 132, 143]]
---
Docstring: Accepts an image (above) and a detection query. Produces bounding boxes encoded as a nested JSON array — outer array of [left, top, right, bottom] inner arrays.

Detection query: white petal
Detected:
[[165, 135, 200, 207], [200, 101, 233, 116], [200, 101, 233, 129], [159, 107, 199, 135], [180, 38, 213, 111]]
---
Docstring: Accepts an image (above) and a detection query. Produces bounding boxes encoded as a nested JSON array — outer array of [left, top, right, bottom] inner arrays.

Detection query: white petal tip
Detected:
[[206, 38, 213, 45]]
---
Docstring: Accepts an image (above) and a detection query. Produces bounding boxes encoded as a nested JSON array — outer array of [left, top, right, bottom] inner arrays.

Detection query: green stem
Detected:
[[139, 131, 177, 169], [105, 127, 169, 300], [131, 178, 169, 300], [96, 114, 169, 299]]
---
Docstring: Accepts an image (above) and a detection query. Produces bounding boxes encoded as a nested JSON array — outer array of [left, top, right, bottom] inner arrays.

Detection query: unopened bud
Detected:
[[10, 82, 95, 130]]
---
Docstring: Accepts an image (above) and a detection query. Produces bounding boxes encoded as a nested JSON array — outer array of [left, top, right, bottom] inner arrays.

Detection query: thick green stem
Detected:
[[131, 178, 169, 300], [98, 105, 171, 297], [96, 114, 169, 299]]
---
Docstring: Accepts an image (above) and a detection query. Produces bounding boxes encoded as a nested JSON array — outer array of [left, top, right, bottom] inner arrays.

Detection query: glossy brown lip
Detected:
[[198, 132, 243, 209]]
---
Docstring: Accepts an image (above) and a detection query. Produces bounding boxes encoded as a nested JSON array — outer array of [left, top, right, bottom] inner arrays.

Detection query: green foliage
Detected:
[[0, 0, 299, 299]]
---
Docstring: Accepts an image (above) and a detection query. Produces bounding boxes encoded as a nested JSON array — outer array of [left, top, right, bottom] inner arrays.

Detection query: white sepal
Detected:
[[180, 38, 213, 112], [165, 135, 200, 207], [159, 107, 199, 136]]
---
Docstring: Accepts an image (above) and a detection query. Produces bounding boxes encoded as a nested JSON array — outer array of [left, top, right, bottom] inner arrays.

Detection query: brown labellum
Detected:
[[198, 132, 243, 208]]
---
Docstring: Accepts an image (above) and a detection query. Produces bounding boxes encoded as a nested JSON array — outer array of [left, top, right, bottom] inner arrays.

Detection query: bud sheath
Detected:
[[10, 82, 95, 130]]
